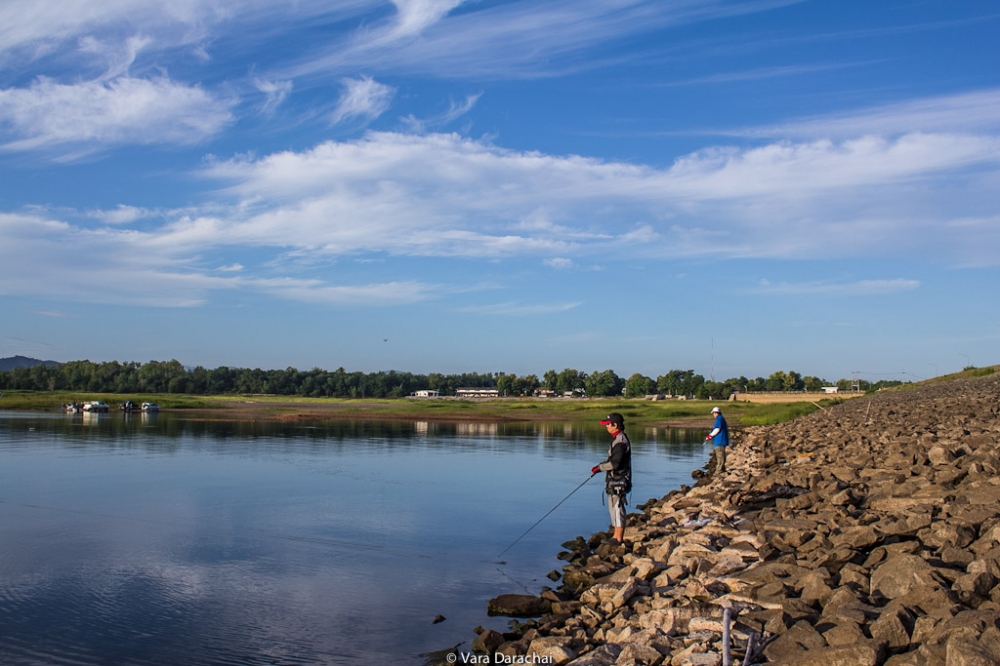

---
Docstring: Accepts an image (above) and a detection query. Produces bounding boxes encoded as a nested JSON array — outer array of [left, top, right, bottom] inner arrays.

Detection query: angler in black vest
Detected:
[[591, 412, 632, 543]]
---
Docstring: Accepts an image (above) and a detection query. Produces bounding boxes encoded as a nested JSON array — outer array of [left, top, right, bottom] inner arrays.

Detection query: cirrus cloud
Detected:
[[330, 76, 395, 125], [0, 75, 234, 153], [750, 278, 921, 296]]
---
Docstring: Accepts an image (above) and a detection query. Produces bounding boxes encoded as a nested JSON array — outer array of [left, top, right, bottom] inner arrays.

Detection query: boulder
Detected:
[[528, 637, 578, 665], [822, 622, 868, 647], [471, 629, 505, 654], [775, 640, 886, 666], [581, 584, 623, 607], [615, 642, 664, 666], [488, 594, 550, 617], [763, 619, 826, 661], [566, 644, 622, 666], [870, 608, 914, 651], [611, 578, 641, 609], [945, 635, 1000, 666], [871, 555, 948, 600]]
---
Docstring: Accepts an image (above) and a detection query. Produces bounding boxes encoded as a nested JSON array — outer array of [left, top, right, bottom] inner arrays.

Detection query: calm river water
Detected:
[[0, 410, 709, 665]]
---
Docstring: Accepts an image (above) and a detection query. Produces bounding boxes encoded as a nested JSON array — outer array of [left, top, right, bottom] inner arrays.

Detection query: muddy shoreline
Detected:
[[448, 373, 1000, 665]]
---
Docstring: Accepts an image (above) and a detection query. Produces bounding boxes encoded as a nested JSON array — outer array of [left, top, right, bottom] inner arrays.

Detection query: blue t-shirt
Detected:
[[712, 414, 729, 447]]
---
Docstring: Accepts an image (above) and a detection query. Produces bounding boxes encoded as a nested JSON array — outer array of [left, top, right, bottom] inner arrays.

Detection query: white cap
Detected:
[[711, 406, 720, 413]]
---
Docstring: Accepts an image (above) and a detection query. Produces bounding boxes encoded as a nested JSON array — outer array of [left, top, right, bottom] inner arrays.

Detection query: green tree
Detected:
[[585, 369, 622, 397], [802, 375, 825, 391], [656, 369, 705, 397], [496, 372, 516, 397], [624, 373, 654, 398], [542, 369, 559, 391], [696, 380, 729, 400], [783, 370, 803, 391], [556, 368, 586, 394], [765, 371, 787, 391], [514, 374, 540, 396]]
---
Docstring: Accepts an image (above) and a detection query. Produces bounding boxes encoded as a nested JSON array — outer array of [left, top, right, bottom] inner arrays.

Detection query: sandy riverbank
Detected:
[[449, 372, 1000, 665]]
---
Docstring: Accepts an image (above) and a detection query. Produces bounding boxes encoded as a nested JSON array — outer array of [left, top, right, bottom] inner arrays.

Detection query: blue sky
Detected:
[[1, 0, 997, 382]]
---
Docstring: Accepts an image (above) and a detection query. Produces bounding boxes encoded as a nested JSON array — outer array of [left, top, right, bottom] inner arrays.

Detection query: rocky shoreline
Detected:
[[452, 372, 1000, 665]]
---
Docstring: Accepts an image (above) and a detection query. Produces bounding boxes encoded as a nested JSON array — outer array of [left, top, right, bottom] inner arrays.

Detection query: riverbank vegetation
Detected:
[[0, 358, 912, 400], [0, 388, 833, 427]]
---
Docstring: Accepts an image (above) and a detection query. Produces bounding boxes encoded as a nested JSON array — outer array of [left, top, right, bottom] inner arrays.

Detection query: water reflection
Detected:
[[0, 410, 709, 665]]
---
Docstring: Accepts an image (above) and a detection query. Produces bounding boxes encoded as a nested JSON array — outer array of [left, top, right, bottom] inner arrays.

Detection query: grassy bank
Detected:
[[0, 390, 835, 426], [0, 391, 217, 410]]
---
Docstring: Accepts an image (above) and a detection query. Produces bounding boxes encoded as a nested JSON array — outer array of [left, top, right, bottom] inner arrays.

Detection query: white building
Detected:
[[455, 387, 500, 398]]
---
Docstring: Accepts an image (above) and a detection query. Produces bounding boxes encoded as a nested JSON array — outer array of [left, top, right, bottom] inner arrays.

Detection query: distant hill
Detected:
[[0, 356, 62, 371]]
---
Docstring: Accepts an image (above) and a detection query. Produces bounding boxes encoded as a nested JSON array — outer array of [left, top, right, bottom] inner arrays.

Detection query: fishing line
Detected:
[[495, 564, 534, 595], [494, 472, 596, 563]]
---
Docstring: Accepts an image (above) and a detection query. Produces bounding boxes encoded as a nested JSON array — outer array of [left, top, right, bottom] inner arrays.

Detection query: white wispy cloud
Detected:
[[735, 88, 1000, 139], [190, 101, 1000, 264], [2, 87, 998, 310], [457, 301, 582, 316], [251, 278, 438, 304], [0, 211, 442, 307], [88, 205, 156, 224], [78, 34, 152, 79], [330, 76, 395, 125], [400, 93, 481, 133], [0, 0, 376, 60], [28, 309, 79, 318], [0, 75, 234, 153], [253, 78, 293, 116], [657, 61, 871, 87], [388, 0, 465, 40], [751, 278, 921, 296], [285, 0, 808, 80]]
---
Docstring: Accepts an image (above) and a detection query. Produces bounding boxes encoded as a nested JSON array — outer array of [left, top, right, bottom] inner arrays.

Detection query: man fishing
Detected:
[[706, 406, 729, 474], [591, 412, 632, 544]]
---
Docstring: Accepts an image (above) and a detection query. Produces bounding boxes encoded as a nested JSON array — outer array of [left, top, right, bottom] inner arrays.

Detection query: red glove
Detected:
[[591, 466, 600, 475], [705, 435, 712, 441]]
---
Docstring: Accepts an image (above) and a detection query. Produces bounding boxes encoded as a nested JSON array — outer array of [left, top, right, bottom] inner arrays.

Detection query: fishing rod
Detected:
[[495, 471, 597, 563]]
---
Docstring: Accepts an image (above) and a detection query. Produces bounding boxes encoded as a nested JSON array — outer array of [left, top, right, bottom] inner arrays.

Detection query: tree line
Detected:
[[0, 359, 904, 398]]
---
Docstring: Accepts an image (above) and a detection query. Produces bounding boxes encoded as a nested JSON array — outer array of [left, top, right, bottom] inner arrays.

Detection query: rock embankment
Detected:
[[470, 373, 1000, 665]]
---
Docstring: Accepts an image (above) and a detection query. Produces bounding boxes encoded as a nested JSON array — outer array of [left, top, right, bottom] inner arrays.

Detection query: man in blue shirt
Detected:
[[705, 406, 729, 474]]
